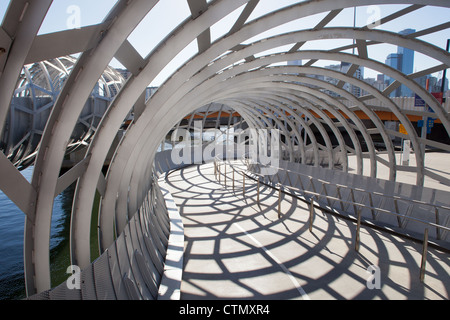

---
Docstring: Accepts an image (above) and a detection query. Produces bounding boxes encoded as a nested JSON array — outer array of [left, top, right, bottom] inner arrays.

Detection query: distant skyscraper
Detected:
[[384, 28, 416, 97], [288, 60, 302, 66], [398, 28, 415, 96], [341, 62, 364, 97], [385, 53, 403, 97], [386, 53, 402, 70]]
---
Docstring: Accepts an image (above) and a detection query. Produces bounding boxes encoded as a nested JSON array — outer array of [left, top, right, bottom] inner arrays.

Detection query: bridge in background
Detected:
[[0, 0, 449, 300]]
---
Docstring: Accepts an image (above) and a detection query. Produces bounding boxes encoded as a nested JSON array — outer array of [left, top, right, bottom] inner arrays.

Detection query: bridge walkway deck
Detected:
[[163, 162, 449, 300]]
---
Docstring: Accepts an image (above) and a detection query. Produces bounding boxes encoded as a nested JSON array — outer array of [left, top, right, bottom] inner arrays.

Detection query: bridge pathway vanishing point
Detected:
[[163, 162, 449, 300]]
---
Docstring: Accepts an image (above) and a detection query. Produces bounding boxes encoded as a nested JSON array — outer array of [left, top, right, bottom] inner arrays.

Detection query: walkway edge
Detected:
[[157, 178, 185, 300]]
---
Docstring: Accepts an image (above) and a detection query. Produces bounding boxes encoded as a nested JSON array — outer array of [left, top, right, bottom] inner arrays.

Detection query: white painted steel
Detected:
[[0, 0, 449, 298]]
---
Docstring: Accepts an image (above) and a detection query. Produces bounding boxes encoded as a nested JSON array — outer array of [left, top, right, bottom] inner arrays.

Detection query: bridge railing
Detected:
[[254, 162, 450, 242], [27, 150, 184, 300], [215, 158, 450, 245], [214, 157, 450, 282]]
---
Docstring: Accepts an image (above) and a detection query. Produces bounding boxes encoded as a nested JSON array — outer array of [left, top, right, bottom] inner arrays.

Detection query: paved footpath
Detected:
[[163, 162, 449, 300]]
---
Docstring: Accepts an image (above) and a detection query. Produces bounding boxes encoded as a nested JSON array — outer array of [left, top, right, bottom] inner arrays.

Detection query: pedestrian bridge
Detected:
[[165, 160, 449, 300], [0, 0, 449, 300], [28, 153, 450, 300]]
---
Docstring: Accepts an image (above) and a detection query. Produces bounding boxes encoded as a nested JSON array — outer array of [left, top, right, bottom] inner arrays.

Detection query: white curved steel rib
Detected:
[[25, 0, 160, 294], [76, 0, 252, 260], [0, 0, 449, 298], [92, 2, 450, 247], [95, 14, 450, 282], [109, 26, 450, 208]]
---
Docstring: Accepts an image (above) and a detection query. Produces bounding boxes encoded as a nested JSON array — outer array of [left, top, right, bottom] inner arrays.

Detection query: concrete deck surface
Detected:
[[163, 162, 449, 300]]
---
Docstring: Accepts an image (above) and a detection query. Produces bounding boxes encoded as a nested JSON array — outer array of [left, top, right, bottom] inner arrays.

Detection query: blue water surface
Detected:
[[0, 166, 73, 300]]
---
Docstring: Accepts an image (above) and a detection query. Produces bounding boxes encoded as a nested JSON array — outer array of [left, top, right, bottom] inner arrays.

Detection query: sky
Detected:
[[0, 0, 449, 86]]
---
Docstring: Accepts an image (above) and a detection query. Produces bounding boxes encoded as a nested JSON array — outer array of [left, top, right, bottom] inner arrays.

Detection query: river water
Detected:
[[0, 141, 200, 300], [0, 166, 75, 300]]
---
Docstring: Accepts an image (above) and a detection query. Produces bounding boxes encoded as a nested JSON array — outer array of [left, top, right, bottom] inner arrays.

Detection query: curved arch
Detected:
[[73, 2, 450, 244], [25, 0, 160, 294], [215, 80, 368, 175], [69, 0, 252, 267], [2, 0, 447, 297], [72, 3, 448, 262]]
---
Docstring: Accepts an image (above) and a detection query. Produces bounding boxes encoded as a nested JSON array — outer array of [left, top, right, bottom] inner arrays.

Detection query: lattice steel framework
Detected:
[[1, 55, 125, 168], [0, 0, 449, 297]]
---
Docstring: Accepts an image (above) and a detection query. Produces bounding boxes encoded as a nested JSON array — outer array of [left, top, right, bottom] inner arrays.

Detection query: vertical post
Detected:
[[440, 39, 449, 94], [420, 228, 429, 282], [309, 198, 314, 232], [368, 193, 376, 220], [278, 186, 282, 219], [320, 183, 330, 207], [394, 199, 402, 228], [257, 179, 260, 204], [350, 189, 357, 215], [435, 207, 440, 240], [214, 160, 217, 179], [232, 169, 235, 191], [243, 174, 246, 197], [336, 186, 345, 211], [355, 207, 362, 252], [421, 79, 430, 165], [218, 163, 221, 184], [224, 162, 227, 187]]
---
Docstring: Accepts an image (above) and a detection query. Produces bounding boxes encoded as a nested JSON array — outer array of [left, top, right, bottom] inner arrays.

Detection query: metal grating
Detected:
[[92, 249, 117, 300]]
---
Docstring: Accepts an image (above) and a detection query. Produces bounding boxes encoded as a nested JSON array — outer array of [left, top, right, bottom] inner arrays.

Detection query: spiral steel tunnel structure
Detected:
[[1, 55, 126, 168], [0, 0, 449, 299]]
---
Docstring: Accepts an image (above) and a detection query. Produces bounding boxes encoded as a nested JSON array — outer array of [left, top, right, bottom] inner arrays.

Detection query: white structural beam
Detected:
[[92, 3, 450, 259], [72, 0, 252, 263], [1, 0, 449, 298], [26, 0, 161, 295], [25, 25, 100, 64]]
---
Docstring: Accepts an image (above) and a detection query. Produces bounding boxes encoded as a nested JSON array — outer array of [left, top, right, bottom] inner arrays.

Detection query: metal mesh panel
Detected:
[[124, 224, 153, 300], [133, 211, 162, 286], [123, 274, 141, 300], [157, 189, 171, 228], [128, 215, 144, 260], [143, 233, 164, 279], [49, 282, 82, 300], [80, 264, 97, 300], [131, 250, 157, 300], [155, 186, 171, 231], [107, 242, 129, 300], [115, 232, 134, 288], [134, 249, 158, 299], [25, 168, 173, 300], [147, 207, 167, 258], [139, 196, 165, 275], [26, 290, 50, 300], [92, 249, 117, 300], [150, 204, 169, 253], [136, 211, 162, 286]]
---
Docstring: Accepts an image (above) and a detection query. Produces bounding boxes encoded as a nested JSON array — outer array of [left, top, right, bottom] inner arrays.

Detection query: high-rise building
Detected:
[[287, 60, 302, 66], [340, 62, 364, 97], [398, 29, 415, 96], [384, 29, 416, 97], [385, 53, 403, 97]]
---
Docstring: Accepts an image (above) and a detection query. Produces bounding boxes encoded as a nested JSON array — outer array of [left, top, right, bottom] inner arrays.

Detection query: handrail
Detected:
[[213, 157, 450, 238], [214, 157, 449, 283], [252, 161, 450, 213]]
